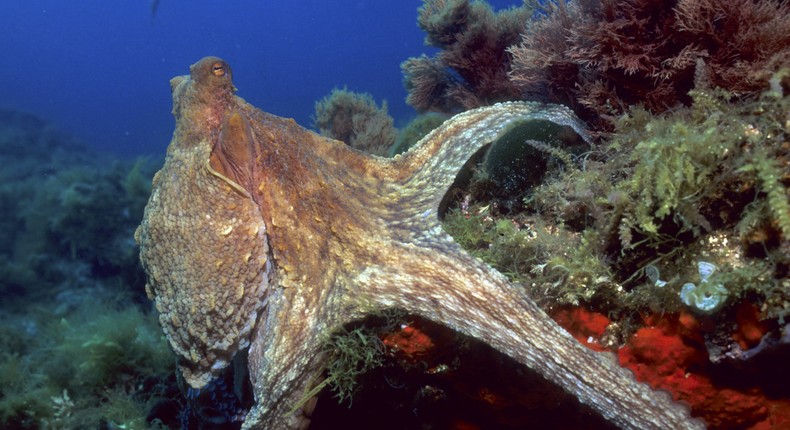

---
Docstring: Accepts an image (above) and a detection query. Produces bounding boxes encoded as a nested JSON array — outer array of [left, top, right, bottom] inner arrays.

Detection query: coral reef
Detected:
[[402, 0, 531, 113], [313, 87, 397, 156], [508, 0, 790, 130]]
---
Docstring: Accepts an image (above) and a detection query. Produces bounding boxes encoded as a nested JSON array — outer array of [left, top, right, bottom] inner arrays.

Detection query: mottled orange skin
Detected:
[[136, 57, 704, 429]]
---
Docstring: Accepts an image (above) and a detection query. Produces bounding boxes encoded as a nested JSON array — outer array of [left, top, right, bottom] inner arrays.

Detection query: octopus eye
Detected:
[[212, 62, 227, 77]]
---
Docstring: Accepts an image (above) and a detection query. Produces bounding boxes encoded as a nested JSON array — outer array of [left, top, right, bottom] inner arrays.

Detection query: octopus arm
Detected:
[[392, 102, 590, 219], [354, 243, 705, 430]]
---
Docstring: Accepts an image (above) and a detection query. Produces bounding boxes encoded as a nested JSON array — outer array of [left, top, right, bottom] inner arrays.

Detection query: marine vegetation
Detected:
[[447, 76, 789, 313], [437, 73, 790, 428], [0, 295, 173, 429], [389, 112, 448, 156], [3, 0, 786, 428], [313, 87, 397, 156], [402, 0, 790, 134], [295, 321, 390, 411], [0, 109, 177, 429], [0, 110, 158, 300], [509, 0, 790, 129], [402, 0, 531, 113]]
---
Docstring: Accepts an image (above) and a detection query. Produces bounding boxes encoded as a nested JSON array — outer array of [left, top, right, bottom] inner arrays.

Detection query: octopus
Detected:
[[135, 57, 706, 429]]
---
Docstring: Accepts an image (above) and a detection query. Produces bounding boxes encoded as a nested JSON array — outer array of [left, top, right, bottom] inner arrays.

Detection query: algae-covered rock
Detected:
[[482, 116, 589, 194], [0, 109, 158, 297], [0, 109, 174, 429], [437, 77, 789, 430]]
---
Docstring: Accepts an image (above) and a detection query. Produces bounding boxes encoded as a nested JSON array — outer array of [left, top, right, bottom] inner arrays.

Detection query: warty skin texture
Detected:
[[136, 57, 706, 429]]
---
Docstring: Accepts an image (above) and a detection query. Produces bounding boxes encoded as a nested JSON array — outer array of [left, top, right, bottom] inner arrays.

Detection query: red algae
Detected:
[[381, 323, 435, 358], [551, 307, 610, 352], [617, 317, 767, 429], [553, 307, 788, 429], [322, 307, 787, 428], [732, 303, 771, 350], [750, 399, 790, 430]]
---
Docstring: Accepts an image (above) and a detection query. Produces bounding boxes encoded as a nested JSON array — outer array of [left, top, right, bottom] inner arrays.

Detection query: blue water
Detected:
[[0, 0, 521, 158]]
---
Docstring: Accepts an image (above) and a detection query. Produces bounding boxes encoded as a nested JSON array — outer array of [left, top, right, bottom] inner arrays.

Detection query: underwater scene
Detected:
[[1, 0, 789, 429]]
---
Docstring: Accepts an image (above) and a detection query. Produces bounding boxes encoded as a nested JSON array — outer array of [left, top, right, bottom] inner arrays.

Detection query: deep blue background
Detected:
[[0, 0, 521, 157]]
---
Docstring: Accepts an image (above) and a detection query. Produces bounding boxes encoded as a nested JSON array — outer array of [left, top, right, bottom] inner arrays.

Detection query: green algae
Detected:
[[0, 297, 173, 429], [443, 205, 617, 307], [441, 76, 789, 320], [0, 353, 55, 428], [0, 110, 173, 429], [322, 326, 385, 406], [313, 87, 397, 156], [0, 154, 158, 298], [390, 113, 448, 156]]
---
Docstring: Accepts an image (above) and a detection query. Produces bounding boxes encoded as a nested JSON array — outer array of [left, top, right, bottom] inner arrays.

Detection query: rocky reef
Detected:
[[0, 109, 179, 429]]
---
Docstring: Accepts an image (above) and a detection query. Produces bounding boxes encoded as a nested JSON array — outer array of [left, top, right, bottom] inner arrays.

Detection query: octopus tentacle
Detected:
[[353, 242, 703, 430]]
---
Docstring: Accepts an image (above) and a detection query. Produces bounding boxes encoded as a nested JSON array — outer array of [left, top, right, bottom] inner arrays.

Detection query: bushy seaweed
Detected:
[[403, 0, 533, 113], [443, 204, 618, 307], [313, 87, 398, 156], [0, 296, 173, 429], [509, 0, 790, 131], [322, 326, 385, 405], [442, 206, 538, 282], [1, 153, 157, 299], [442, 73, 789, 321], [0, 109, 174, 429], [291, 323, 387, 414], [0, 353, 56, 428], [390, 113, 448, 156]]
